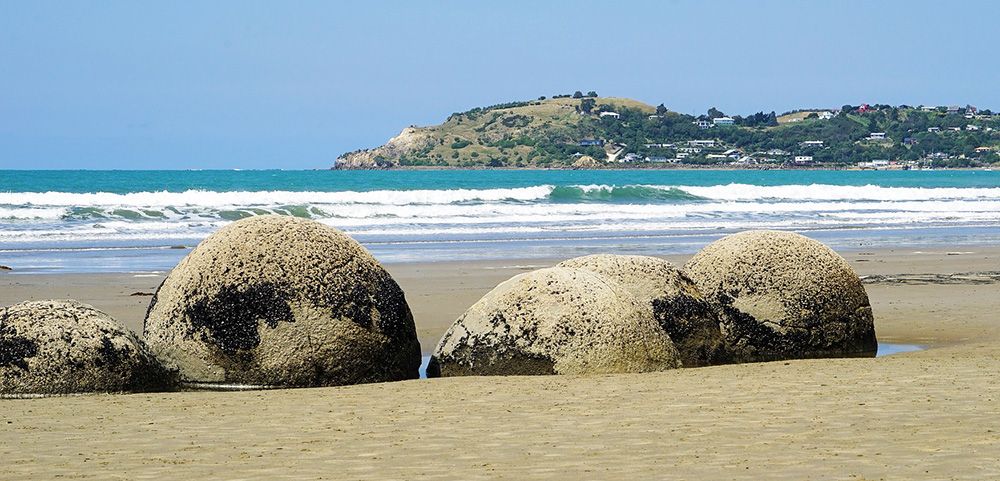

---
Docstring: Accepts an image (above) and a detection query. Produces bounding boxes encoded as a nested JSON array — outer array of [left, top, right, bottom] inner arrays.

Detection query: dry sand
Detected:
[[1, 248, 999, 480]]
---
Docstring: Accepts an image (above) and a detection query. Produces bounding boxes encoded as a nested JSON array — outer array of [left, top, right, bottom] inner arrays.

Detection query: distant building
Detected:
[[688, 140, 716, 147], [868, 132, 886, 140], [765, 148, 790, 156], [903, 137, 918, 146], [975, 146, 994, 153], [695, 120, 712, 129], [801, 140, 824, 147], [858, 104, 871, 113], [578, 139, 604, 146], [947, 105, 961, 115], [713, 116, 735, 126], [621, 152, 641, 163], [966, 124, 980, 131], [599, 111, 621, 119], [646, 156, 669, 163], [817, 111, 834, 120], [793, 155, 814, 164], [927, 127, 940, 133]]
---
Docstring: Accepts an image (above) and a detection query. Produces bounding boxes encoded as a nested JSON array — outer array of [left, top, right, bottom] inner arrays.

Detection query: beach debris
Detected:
[[557, 254, 729, 366], [428, 266, 681, 377], [684, 230, 877, 363], [861, 272, 1000, 285], [0, 300, 174, 397], [0, 265, 11, 271], [143, 215, 420, 388], [130, 291, 154, 296]]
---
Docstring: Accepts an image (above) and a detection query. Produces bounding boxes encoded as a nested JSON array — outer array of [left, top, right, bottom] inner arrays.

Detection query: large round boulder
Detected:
[[683, 230, 877, 362], [1, 300, 171, 397], [143, 215, 420, 388], [557, 254, 728, 366], [428, 266, 681, 377]]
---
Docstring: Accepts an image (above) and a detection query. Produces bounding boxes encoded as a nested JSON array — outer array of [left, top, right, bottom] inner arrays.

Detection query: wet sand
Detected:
[[2, 248, 999, 479]]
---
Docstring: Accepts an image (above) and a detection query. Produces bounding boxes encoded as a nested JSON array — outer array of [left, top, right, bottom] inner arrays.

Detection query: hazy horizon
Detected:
[[3, 0, 999, 169]]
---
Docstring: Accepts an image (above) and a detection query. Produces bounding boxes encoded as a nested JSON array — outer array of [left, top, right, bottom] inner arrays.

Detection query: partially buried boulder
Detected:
[[683, 230, 877, 362], [428, 266, 681, 377], [0, 300, 171, 397], [143, 215, 420, 388], [557, 254, 728, 366]]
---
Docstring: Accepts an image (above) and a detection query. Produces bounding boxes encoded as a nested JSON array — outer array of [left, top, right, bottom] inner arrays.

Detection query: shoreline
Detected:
[[4, 246, 998, 352]]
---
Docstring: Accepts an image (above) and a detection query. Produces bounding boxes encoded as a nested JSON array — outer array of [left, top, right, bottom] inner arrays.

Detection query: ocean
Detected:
[[2, 169, 1000, 273]]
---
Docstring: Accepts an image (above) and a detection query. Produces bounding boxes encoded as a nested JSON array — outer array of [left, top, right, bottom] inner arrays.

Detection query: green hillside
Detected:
[[336, 95, 1000, 169]]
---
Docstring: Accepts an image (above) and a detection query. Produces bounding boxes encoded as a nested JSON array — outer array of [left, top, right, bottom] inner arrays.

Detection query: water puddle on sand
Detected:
[[419, 355, 432, 379], [876, 343, 925, 357]]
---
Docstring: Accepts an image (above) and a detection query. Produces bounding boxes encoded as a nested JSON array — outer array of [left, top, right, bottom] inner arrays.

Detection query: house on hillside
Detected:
[[695, 120, 712, 129], [817, 111, 834, 120], [947, 106, 961, 115], [599, 111, 621, 119], [713, 117, 735, 126], [869, 132, 887, 140], [966, 124, 980, 131], [688, 140, 716, 148], [578, 139, 604, 146], [793, 155, 815, 165], [927, 127, 940, 133], [801, 140, 824, 147]]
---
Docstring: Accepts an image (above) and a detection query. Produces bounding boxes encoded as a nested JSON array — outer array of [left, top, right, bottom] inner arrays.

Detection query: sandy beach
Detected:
[[2, 247, 999, 479]]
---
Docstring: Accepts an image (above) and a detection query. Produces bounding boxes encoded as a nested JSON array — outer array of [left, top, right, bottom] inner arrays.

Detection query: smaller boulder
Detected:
[[1, 300, 172, 397], [429, 267, 681, 377], [684, 230, 878, 362], [557, 254, 728, 366]]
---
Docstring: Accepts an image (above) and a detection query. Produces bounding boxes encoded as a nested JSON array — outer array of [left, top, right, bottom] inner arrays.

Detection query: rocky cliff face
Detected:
[[335, 127, 435, 169]]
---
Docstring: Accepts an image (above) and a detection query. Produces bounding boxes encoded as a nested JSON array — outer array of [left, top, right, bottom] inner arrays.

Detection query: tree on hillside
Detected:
[[656, 104, 668, 115], [707, 107, 726, 119], [580, 98, 596, 114], [586, 91, 598, 98], [538, 96, 546, 100], [573, 91, 584, 99]]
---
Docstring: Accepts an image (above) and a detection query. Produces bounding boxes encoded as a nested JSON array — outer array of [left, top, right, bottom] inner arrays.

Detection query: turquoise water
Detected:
[[1, 169, 999, 273]]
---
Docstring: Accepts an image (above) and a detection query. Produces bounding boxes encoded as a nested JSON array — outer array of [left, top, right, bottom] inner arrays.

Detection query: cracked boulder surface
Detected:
[[0, 300, 172, 397], [557, 254, 729, 367], [143, 215, 420, 388], [683, 230, 877, 362], [428, 267, 681, 377]]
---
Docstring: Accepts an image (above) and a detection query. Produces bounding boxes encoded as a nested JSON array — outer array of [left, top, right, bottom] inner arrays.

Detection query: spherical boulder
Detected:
[[0, 300, 172, 397], [143, 215, 420, 388], [428, 266, 681, 377], [683, 230, 877, 362], [557, 254, 728, 366]]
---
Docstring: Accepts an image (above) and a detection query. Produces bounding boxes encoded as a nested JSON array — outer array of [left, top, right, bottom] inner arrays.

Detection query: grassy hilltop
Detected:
[[335, 93, 1000, 169]]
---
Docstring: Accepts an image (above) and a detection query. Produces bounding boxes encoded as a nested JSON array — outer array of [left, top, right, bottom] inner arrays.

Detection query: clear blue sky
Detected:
[[2, 0, 998, 169]]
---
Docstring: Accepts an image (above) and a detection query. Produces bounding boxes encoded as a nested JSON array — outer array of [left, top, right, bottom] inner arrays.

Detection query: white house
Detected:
[[688, 140, 716, 147], [817, 111, 834, 120], [801, 140, 824, 147], [966, 124, 980, 131], [793, 155, 814, 164], [869, 132, 886, 140], [713, 116, 735, 126], [695, 120, 712, 129], [927, 127, 940, 133], [599, 111, 620, 119]]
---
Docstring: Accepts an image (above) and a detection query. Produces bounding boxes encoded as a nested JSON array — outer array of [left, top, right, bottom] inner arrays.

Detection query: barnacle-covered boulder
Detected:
[[0, 300, 171, 397], [684, 230, 877, 362], [143, 215, 420, 388], [557, 254, 728, 366], [428, 267, 681, 377]]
